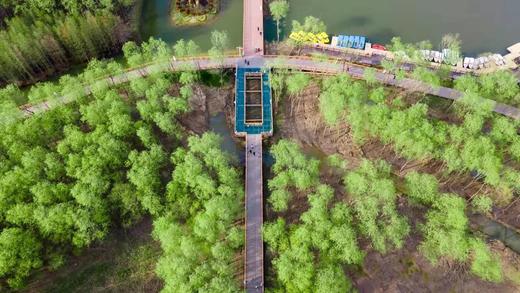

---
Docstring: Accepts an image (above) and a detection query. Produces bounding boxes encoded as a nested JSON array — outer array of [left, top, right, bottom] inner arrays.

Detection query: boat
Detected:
[[463, 57, 470, 68], [372, 43, 387, 51], [331, 36, 338, 47], [359, 36, 366, 49], [347, 36, 354, 48]]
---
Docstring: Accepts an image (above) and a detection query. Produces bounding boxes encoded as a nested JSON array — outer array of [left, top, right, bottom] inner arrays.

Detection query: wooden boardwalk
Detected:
[[243, 0, 264, 56], [244, 134, 264, 292]]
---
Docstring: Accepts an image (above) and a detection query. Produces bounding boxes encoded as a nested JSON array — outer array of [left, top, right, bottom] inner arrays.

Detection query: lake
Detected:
[[141, 0, 520, 55]]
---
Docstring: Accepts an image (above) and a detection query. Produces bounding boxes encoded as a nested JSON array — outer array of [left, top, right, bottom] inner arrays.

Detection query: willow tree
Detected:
[[210, 30, 229, 80], [269, 0, 289, 42], [154, 133, 244, 292]]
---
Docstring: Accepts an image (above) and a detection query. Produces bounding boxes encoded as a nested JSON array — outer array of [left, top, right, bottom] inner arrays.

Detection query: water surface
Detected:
[[140, 0, 243, 50], [142, 0, 520, 55]]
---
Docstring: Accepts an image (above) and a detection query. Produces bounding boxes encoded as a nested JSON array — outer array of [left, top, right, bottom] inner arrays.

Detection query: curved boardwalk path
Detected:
[[21, 56, 520, 120]]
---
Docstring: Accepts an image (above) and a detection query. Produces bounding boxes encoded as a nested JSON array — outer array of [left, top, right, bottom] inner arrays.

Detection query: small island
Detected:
[[171, 0, 219, 26]]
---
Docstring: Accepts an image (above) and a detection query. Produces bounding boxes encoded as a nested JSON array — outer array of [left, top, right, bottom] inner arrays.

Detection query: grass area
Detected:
[[23, 219, 162, 293]]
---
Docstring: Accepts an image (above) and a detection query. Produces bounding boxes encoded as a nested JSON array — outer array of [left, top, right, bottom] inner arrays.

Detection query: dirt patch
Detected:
[[275, 82, 363, 165], [178, 83, 235, 135]]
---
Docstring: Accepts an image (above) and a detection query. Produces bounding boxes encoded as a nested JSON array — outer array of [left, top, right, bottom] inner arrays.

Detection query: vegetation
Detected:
[[265, 140, 363, 292], [0, 0, 135, 85], [153, 133, 244, 292], [344, 160, 410, 253], [0, 37, 246, 290], [404, 172, 503, 282], [266, 139, 505, 291], [269, 0, 289, 42], [0, 9, 518, 290], [319, 73, 520, 201], [171, 0, 219, 26], [268, 140, 320, 212], [291, 16, 326, 34]]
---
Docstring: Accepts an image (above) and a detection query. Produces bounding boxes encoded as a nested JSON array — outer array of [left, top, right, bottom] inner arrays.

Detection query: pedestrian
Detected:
[[253, 151, 256, 157], [260, 31, 262, 36], [257, 27, 259, 31]]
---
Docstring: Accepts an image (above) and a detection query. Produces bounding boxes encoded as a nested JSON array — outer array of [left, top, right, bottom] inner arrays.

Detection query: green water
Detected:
[[140, 0, 243, 50], [141, 0, 520, 55]]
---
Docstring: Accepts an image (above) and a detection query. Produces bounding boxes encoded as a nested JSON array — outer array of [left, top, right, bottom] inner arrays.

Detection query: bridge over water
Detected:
[[239, 1, 268, 291]]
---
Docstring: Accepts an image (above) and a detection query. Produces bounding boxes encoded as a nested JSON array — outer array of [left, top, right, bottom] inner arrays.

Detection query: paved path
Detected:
[[243, 0, 264, 56], [244, 134, 264, 292]]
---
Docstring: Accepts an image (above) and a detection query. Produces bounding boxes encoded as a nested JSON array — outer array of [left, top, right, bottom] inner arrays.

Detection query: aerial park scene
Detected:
[[1, 0, 520, 292]]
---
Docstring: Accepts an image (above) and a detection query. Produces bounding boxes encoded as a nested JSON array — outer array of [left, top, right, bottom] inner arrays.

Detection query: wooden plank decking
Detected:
[[244, 134, 264, 292], [243, 0, 264, 56]]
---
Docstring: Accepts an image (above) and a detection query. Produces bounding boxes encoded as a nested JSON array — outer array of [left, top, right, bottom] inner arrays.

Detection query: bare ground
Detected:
[[275, 82, 520, 292]]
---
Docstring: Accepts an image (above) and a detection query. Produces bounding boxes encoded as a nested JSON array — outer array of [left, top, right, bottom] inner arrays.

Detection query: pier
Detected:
[[235, 65, 272, 292]]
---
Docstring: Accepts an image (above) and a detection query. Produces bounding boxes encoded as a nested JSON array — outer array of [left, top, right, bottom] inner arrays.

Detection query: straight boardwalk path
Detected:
[[244, 134, 264, 292], [243, 0, 264, 56]]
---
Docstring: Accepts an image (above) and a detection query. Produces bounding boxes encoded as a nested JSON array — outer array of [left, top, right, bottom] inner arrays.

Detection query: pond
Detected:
[[141, 0, 520, 55], [140, 0, 243, 50], [209, 112, 243, 163]]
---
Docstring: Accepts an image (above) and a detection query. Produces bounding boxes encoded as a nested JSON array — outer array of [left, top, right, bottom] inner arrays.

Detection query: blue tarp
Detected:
[[235, 67, 273, 135]]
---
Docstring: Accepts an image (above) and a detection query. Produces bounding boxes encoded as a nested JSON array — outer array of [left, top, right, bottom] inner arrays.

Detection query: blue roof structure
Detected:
[[235, 67, 273, 136]]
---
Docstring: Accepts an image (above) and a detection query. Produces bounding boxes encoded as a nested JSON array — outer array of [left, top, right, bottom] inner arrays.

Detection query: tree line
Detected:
[[0, 12, 130, 85], [0, 0, 136, 85], [0, 0, 133, 17]]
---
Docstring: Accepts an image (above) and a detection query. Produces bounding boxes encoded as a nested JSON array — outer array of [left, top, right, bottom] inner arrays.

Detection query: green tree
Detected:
[[208, 30, 229, 83], [269, 0, 289, 42], [291, 16, 326, 34], [344, 160, 409, 253], [0, 228, 42, 288]]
